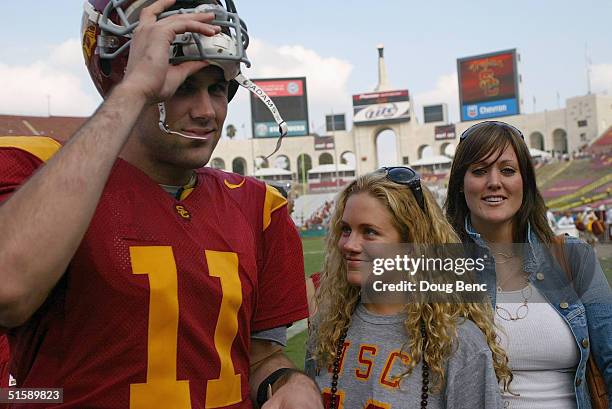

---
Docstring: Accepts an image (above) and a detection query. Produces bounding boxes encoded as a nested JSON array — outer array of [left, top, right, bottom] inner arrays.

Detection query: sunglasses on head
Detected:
[[459, 121, 525, 143], [380, 166, 426, 212]]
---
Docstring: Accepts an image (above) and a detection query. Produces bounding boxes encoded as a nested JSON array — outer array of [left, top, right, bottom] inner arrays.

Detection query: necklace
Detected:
[[493, 251, 517, 265], [328, 321, 429, 409], [495, 271, 526, 293], [495, 283, 533, 321]]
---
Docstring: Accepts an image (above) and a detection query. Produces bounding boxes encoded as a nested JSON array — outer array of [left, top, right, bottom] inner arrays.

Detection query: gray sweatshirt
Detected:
[[306, 304, 502, 408]]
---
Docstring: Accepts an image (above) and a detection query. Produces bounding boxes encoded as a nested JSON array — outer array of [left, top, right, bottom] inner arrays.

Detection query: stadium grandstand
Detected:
[[587, 125, 612, 155], [1, 44, 611, 238], [0, 114, 85, 143], [538, 127, 612, 213], [2, 115, 610, 235]]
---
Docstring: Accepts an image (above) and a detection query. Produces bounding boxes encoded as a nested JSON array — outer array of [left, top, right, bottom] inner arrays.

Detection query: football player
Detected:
[[0, 0, 320, 407]]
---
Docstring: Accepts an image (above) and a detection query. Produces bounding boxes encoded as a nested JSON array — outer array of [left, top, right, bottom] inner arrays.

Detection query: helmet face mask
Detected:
[[171, 30, 242, 81]]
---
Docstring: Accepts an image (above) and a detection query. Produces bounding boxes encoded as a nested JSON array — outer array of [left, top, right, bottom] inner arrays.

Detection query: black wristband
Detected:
[[256, 367, 293, 408]]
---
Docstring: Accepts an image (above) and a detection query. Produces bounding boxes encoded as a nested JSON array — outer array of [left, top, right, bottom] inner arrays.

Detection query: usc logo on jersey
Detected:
[[175, 205, 191, 220]]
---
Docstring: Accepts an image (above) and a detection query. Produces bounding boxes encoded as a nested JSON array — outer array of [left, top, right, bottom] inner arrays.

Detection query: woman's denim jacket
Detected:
[[464, 219, 612, 409]]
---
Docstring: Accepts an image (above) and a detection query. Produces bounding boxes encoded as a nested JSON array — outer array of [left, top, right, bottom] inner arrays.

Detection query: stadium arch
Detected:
[[552, 128, 568, 153], [319, 152, 334, 165], [274, 155, 291, 170], [529, 131, 545, 150], [211, 157, 225, 170], [340, 151, 356, 167], [232, 157, 247, 175], [297, 153, 313, 184], [440, 142, 455, 157], [418, 144, 433, 159], [375, 128, 398, 167], [255, 156, 269, 169]]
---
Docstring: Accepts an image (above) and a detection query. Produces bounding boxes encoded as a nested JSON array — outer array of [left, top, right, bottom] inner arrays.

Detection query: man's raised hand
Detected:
[[122, 0, 221, 103]]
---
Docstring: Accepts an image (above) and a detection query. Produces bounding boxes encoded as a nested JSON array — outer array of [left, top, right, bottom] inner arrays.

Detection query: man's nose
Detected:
[[190, 89, 216, 121]]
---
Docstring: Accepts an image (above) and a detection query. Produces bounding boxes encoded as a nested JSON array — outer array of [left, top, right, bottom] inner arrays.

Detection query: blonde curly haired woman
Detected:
[[306, 168, 511, 408]]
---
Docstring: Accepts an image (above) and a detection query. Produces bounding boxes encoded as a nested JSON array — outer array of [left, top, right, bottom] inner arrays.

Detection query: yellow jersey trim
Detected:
[[224, 179, 246, 189], [0, 136, 61, 163], [179, 187, 195, 201], [263, 184, 287, 231]]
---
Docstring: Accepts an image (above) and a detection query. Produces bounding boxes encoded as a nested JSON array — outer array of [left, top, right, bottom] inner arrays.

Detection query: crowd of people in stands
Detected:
[[299, 197, 612, 243], [547, 205, 612, 245], [294, 146, 612, 241], [301, 200, 335, 230], [531, 147, 611, 170]]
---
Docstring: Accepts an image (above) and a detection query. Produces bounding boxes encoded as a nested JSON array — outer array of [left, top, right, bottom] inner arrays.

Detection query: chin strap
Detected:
[[234, 73, 288, 159], [158, 72, 288, 155], [158, 102, 212, 140]]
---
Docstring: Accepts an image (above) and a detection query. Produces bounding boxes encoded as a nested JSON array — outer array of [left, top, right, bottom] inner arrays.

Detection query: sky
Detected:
[[0, 0, 611, 140]]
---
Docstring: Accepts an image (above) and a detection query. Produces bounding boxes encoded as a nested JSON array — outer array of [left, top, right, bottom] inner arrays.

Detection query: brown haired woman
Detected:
[[445, 120, 612, 408]]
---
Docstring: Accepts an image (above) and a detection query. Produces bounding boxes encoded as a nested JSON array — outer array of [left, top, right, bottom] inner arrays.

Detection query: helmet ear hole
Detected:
[[228, 80, 239, 101], [173, 46, 185, 59], [100, 58, 112, 76]]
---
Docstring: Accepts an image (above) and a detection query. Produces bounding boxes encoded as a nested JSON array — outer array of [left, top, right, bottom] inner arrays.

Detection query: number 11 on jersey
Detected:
[[129, 246, 243, 409]]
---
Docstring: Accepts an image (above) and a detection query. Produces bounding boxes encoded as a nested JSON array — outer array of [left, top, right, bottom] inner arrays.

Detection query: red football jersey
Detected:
[[0, 335, 9, 387], [0, 137, 308, 408]]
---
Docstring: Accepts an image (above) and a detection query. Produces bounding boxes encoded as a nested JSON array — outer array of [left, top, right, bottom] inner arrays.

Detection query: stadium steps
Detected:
[[554, 189, 611, 211], [546, 173, 612, 208], [537, 161, 572, 188]]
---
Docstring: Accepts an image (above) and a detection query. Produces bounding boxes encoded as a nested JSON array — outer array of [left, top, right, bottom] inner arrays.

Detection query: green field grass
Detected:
[[284, 328, 308, 370], [283, 237, 325, 368], [301, 237, 326, 277], [285, 237, 612, 369]]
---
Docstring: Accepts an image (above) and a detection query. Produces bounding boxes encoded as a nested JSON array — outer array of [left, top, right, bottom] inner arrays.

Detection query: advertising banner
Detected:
[[457, 49, 520, 121], [434, 124, 456, 140], [250, 77, 309, 137], [314, 136, 335, 151], [352, 90, 410, 125]]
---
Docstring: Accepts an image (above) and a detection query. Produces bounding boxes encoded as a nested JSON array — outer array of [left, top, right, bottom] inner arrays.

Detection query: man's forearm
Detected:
[[0, 84, 146, 327], [249, 347, 321, 406], [249, 348, 296, 402], [249, 348, 321, 408]]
